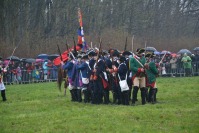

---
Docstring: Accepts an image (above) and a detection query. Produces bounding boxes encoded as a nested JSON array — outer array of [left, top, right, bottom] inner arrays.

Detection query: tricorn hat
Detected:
[[119, 56, 126, 62], [136, 48, 145, 55], [145, 52, 155, 58], [122, 51, 132, 56], [112, 50, 120, 57]]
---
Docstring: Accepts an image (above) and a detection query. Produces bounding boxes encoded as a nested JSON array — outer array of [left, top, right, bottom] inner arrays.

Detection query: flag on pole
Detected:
[[78, 8, 88, 52]]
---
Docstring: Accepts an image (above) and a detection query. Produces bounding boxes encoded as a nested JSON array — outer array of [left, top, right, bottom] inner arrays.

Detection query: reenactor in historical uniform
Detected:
[[118, 56, 129, 105], [122, 51, 133, 101], [87, 49, 97, 103], [92, 51, 107, 104], [75, 53, 84, 102], [77, 54, 91, 103], [62, 52, 77, 102], [101, 50, 112, 104], [107, 49, 121, 104], [0, 64, 7, 101], [129, 48, 146, 105], [145, 52, 159, 104]]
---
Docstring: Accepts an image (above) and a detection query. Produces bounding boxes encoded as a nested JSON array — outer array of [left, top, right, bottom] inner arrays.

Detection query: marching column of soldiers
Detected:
[[61, 47, 159, 106]]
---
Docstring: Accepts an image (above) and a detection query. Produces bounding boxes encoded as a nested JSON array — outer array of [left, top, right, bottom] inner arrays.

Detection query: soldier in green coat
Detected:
[[145, 52, 159, 104], [129, 48, 146, 105], [181, 53, 192, 76]]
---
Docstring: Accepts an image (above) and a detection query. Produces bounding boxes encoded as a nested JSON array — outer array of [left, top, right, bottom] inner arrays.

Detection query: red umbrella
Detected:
[[171, 53, 177, 57]]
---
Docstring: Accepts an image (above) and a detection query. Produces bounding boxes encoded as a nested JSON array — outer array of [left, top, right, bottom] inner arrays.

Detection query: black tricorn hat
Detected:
[[136, 48, 145, 55], [102, 50, 109, 55], [112, 50, 120, 57], [122, 51, 132, 56], [145, 52, 155, 58], [81, 54, 88, 59], [119, 56, 126, 62]]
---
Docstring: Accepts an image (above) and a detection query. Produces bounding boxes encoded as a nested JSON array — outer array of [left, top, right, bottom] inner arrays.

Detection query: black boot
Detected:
[[83, 89, 88, 103], [151, 89, 156, 104], [77, 89, 82, 102], [103, 90, 109, 104], [140, 88, 146, 105], [154, 88, 158, 102], [70, 90, 75, 101], [124, 91, 129, 105], [132, 86, 139, 104], [145, 87, 149, 102], [112, 92, 117, 104], [1, 90, 7, 101], [73, 89, 78, 102], [148, 88, 152, 103]]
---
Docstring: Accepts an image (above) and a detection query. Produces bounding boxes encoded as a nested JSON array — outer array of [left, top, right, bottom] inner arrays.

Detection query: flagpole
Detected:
[[132, 35, 134, 52], [91, 41, 93, 49]]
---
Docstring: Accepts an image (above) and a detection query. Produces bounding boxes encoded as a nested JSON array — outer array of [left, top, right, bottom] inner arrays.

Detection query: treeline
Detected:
[[0, 0, 199, 58]]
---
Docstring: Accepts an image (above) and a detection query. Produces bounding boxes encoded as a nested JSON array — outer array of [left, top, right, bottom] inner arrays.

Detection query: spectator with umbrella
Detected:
[[42, 60, 49, 81], [170, 54, 177, 77], [181, 53, 192, 77]]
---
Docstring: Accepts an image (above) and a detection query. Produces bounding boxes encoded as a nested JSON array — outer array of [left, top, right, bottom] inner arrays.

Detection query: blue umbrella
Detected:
[[145, 47, 157, 52], [154, 51, 160, 55], [160, 50, 171, 55], [177, 49, 192, 55], [193, 47, 199, 51], [6, 56, 20, 61], [37, 54, 49, 59], [25, 58, 36, 63], [48, 54, 59, 61]]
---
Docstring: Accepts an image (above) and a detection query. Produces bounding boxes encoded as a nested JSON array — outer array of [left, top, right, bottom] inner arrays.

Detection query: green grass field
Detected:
[[0, 77, 199, 133]]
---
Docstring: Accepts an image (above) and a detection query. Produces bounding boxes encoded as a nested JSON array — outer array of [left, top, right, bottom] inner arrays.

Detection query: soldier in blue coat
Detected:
[[62, 53, 77, 102], [107, 50, 121, 104], [88, 50, 96, 103], [77, 54, 91, 103], [122, 51, 133, 101], [118, 56, 129, 105], [92, 53, 106, 104], [102, 50, 111, 104]]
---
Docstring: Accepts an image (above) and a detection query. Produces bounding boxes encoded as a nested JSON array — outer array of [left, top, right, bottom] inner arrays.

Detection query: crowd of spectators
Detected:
[[0, 59, 58, 85], [0, 49, 199, 85]]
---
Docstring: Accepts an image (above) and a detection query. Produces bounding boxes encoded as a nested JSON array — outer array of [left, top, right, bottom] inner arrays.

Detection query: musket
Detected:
[[57, 44, 63, 61], [65, 38, 69, 51], [159, 52, 167, 65], [124, 36, 127, 51], [57, 44, 63, 91], [96, 38, 102, 62], [5, 39, 21, 68], [132, 35, 134, 52], [64, 38, 69, 95], [92, 38, 102, 80], [133, 54, 144, 68], [73, 37, 77, 56]]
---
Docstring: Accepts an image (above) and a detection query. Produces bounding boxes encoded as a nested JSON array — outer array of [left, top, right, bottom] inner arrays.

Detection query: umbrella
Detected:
[[177, 49, 192, 55], [6, 56, 20, 61], [145, 47, 157, 52], [193, 47, 199, 51], [171, 53, 177, 57], [160, 50, 171, 55], [48, 54, 59, 61], [154, 51, 160, 55], [25, 58, 36, 63], [37, 54, 49, 59], [36, 59, 44, 63]]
